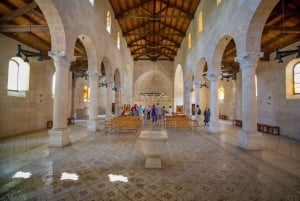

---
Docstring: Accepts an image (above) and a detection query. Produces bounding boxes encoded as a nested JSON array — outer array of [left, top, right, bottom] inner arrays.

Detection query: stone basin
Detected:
[[139, 130, 168, 168]]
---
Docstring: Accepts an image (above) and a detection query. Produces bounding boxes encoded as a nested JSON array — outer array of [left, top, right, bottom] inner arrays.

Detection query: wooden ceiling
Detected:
[[109, 0, 201, 61], [0, 0, 299, 74]]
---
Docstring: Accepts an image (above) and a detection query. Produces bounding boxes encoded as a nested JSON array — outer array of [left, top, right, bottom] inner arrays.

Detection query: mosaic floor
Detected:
[[0, 118, 299, 201]]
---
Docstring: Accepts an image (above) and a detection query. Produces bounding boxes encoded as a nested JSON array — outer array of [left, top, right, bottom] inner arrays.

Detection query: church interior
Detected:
[[0, 0, 299, 200]]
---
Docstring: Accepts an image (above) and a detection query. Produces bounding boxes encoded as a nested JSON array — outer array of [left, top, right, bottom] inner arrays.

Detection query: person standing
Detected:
[[203, 107, 210, 126], [151, 104, 157, 125], [156, 103, 162, 126], [195, 105, 201, 119]]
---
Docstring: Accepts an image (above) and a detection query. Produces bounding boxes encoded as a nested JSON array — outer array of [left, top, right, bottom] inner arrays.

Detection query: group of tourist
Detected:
[[121, 103, 210, 126]]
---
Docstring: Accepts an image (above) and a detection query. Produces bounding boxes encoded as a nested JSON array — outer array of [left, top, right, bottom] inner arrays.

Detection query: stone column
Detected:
[[194, 81, 200, 110], [87, 70, 99, 132], [184, 85, 191, 116], [48, 51, 73, 147], [207, 73, 221, 133], [115, 88, 121, 116], [105, 81, 113, 119], [235, 52, 263, 150]]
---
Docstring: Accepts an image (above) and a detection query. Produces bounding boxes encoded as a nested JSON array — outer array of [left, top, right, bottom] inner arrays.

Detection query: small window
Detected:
[[188, 33, 191, 49], [7, 57, 30, 96], [294, 63, 300, 94], [198, 11, 203, 33], [106, 11, 111, 34], [217, 0, 222, 6], [89, 0, 94, 6], [117, 32, 120, 49], [83, 86, 90, 102], [218, 87, 224, 100]]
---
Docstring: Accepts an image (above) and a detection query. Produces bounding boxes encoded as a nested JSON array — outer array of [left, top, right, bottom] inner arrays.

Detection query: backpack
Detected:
[[197, 109, 201, 115]]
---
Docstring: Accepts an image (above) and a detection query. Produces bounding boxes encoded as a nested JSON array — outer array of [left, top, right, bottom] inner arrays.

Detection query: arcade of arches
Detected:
[[0, 1, 299, 200]]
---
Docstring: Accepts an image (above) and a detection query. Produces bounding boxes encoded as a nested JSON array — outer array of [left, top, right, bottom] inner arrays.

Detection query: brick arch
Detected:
[[35, 0, 66, 52]]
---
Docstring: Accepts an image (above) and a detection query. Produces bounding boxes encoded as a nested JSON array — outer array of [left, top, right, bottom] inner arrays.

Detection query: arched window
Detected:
[[83, 86, 90, 102], [294, 62, 300, 94], [106, 11, 111, 34], [188, 33, 191, 49], [89, 0, 94, 6], [7, 57, 30, 96], [117, 32, 120, 49], [198, 11, 203, 33], [217, 0, 222, 6], [218, 87, 224, 100]]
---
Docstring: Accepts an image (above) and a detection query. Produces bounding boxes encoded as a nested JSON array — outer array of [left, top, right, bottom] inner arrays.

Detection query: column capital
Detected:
[[207, 73, 219, 82], [48, 50, 75, 68], [194, 81, 201, 88], [234, 51, 263, 69], [87, 70, 99, 80]]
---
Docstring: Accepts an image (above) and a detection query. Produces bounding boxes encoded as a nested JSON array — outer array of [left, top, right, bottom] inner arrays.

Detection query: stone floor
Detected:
[[0, 118, 299, 201]]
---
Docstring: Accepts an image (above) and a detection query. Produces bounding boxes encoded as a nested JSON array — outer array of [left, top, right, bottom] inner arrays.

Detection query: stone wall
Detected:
[[0, 35, 55, 137], [133, 61, 174, 109]]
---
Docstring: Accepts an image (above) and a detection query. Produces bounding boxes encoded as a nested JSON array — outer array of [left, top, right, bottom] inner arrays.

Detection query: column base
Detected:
[[145, 156, 162, 168], [208, 121, 221, 133], [48, 128, 71, 147], [239, 130, 263, 150], [87, 119, 99, 132]]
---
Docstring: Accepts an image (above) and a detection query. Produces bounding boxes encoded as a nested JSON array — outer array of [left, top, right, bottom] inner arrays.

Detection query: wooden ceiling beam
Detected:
[[0, 1, 37, 23], [264, 25, 300, 34], [117, 14, 193, 20], [0, 24, 49, 33], [124, 32, 184, 37], [123, 21, 151, 35], [129, 44, 180, 48], [158, 0, 193, 18], [114, 0, 151, 19]]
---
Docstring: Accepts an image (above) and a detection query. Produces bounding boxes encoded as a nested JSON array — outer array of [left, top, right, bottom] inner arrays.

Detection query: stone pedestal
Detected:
[[139, 130, 168, 168], [48, 128, 71, 147], [239, 130, 263, 150], [87, 119, 98, 132]]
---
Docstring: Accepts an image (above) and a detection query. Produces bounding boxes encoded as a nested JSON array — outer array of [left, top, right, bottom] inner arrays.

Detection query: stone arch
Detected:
[[244, 0, 279, 53], [134, 71, 172, 107], [77, 34, 97, 72], [113, 68, 121, 115], [195, 57, 206, 82], [286, 58, 300, 99], [113, 68, 121, 88], [210, 35, 235, 76], [35, 0, 66, 51], [174, 64, 184, 111], [102, 57, 113, 82], [123, 64, 132, 104]]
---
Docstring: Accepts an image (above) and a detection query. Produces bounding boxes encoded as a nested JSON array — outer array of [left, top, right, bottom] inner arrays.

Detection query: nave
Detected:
[[0, 119, 299, 201]]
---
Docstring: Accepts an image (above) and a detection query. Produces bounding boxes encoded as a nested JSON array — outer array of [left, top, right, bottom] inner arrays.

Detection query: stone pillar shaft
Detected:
[[87, 71, 99, 131], [194, 81, 200, 109], [208, 73, 221, 133], [106, 81, 113, 118], [48, 51, 74, 147], [235, 51, 263, 150]]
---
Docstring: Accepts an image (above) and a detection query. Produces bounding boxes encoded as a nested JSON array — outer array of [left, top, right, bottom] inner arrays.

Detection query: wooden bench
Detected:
[[165, 116, 198, 130], [104, 116, 141, 135], [257, 123, 280, 135], [219, 115, 228, 120]]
